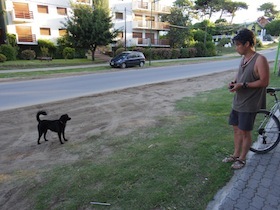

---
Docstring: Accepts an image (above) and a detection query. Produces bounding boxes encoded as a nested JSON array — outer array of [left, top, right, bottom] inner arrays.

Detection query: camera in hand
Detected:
[[229, 81, 236, 89]]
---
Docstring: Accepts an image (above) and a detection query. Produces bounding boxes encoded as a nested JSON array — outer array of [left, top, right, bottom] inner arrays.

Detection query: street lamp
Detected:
[[149, 0, 160, 66]]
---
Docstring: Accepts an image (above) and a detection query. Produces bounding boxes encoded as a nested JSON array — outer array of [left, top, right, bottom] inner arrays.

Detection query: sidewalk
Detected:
[[207, 144, 280, 209]]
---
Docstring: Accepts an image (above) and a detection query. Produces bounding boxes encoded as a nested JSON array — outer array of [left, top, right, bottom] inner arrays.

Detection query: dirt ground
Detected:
[[0, 70, 235, 209]]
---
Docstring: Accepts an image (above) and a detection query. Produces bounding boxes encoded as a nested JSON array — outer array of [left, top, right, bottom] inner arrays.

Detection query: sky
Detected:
[[161, 0, 280, 24]]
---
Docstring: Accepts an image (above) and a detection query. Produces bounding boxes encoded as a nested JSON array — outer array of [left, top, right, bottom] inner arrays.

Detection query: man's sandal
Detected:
[[222, 155, 239, 163], [231, 159, 246, 170]]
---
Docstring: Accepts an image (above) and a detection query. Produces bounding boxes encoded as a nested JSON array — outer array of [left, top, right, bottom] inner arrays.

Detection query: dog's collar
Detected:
[[59, 120, 65, 125]]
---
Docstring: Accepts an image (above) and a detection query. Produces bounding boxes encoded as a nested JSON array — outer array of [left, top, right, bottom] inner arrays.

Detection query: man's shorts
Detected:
[[228, 109, 257, 131]]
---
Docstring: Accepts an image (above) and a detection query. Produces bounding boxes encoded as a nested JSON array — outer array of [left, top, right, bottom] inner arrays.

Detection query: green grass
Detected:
[[0, 66, 109, 79], [0, 58, 101, 70], [18, 71, 277, 210], [2, 52, 279, 209], [27, 87, 234, 210]]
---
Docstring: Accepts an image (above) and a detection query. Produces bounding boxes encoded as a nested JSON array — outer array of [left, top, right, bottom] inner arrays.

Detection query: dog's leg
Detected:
[[62, 130, 68, 142], [38, 131, 43, 144], [43, 131, 48, 142], [58, 132, 64, 144]]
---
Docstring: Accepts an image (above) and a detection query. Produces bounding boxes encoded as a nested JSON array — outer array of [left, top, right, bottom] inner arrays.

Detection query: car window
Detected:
[[115, 53, 129, 59]]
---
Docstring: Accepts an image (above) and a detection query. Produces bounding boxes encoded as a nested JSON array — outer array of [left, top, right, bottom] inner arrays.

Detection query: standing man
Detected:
[[223, 28, 270, 169]]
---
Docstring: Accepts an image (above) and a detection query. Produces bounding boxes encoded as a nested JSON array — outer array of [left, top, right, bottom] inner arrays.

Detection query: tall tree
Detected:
[[226, 1, 248, 24], [162, 0, 193, 48], [93, 0, 109, 12], [258, 3, 279, 19], [218, 0, 231, 19], [265, 19, 280, 36], [194, 0, 222, 19], [64, 3, 117, 61]]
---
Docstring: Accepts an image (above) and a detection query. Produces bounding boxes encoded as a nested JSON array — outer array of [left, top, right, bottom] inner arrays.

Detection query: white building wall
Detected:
[[110, 0, 134, 47], [4, 0, 90, 44]]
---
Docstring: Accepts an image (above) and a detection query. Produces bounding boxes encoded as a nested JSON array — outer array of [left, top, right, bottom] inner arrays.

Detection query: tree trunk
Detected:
[[91, 45, 97, 61]]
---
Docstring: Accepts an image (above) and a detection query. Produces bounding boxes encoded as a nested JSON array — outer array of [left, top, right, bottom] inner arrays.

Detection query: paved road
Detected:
[[0, 49, 277, 111]]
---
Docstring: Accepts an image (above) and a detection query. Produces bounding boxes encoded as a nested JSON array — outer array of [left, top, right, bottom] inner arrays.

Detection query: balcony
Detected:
[[75, 0, 91, 4], [131, 38, 169, 47], [132, 1, 171, 14], [12, 10, 34, 22], [133, 21, 170, 31], [17, 34, 36, 44]]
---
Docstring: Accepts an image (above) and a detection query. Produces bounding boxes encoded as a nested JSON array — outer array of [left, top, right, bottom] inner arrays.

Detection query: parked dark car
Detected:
[[110, 51, 145, 68]]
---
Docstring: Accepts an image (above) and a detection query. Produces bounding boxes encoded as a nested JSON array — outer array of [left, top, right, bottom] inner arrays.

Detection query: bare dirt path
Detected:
[[0, 70, 235, 209]]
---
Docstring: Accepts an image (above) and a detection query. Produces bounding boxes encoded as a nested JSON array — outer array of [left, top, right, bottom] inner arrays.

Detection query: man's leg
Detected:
[[239, 129, 252, 161], [233, 125, 242, 158]]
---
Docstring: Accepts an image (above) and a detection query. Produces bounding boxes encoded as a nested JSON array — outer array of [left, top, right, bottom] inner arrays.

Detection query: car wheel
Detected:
[[121, 63, 126, 69], [139, 61, 144, 67]]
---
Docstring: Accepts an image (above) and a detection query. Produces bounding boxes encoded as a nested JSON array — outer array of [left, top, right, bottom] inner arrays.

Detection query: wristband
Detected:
[[242, 82, 248, 89]]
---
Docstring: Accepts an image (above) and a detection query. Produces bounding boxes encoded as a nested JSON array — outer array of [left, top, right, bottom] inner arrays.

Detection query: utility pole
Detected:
[[124, 7, 127, 51], [149, 0, 160, 66], [149, 1, 153, 66]]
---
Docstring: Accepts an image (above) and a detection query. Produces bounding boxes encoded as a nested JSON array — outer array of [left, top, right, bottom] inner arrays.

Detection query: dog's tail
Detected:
[[37, 111, 47, 122]]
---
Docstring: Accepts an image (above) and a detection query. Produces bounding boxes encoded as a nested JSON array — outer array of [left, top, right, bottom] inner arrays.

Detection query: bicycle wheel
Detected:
[[250, 110, 280, 154]]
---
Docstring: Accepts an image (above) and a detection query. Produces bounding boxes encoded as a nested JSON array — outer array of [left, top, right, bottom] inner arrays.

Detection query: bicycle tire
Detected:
[[250, 110, 280, 154]]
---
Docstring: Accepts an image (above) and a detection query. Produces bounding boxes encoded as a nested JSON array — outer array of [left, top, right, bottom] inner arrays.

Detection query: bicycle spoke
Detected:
[[250, 110, 280, 154]]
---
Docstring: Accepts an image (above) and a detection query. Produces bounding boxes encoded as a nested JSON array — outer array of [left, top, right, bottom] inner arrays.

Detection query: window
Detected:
[[57, 7, 67, 15], [40, 28, 51, 36], [38, 5, 48, 14], [117, 32, 123, 38], [115, 12, 123, 19], [59, 29, 67, 36], [16, 26, 35, 42], [133, 32, 142, 38], [134, 14, 142, 21], [13, 2, 33, 19]]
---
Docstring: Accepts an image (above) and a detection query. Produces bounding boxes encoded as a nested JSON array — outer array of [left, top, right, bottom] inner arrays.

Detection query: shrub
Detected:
[[217, 38, 231, 47], [188, 48, 197, 58], [115, 47, 125, 55], [205, 41, 217, 57], [162, 49, 172, 59], [171, 49, 180, 59], [0, 53, 7, 62], [37, 39, 56, 56], [21, 49, 36, 60], [180, 48, 189, 58], [194, 42, 207, 57], [40, 47, 49, 57], [63, 47, 75, 59], [256, 38, 263, 48], [0, 44, 17, 60]]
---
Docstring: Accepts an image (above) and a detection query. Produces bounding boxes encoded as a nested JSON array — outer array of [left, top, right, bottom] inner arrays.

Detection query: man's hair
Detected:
[[232, 28, 256, 46]]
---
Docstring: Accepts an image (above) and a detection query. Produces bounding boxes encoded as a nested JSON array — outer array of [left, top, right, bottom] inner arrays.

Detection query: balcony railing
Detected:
[[132, 38, 169, 47], [133, 21, 170, 31], [17, 34, 36, 43], [14, 10, 34, 19], [75, 0, 91, 4], [132, 1, 171, 14]]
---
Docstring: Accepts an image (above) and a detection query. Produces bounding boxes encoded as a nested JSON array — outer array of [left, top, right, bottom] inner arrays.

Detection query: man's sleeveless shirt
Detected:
[[232, 53, 266, 112]]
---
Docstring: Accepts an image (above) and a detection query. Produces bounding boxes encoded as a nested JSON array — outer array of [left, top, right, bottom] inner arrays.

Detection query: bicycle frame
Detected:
[[268, 89, 280, 120]]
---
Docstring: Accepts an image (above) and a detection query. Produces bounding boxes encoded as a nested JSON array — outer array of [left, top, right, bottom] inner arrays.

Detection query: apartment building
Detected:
[[110, 0, 171, 47], [0, 0, 171, 48], [0, 0, 91, 45]]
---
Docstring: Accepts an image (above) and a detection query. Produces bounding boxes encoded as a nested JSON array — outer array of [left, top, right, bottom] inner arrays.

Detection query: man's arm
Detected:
[[248, 55, 270, 88]]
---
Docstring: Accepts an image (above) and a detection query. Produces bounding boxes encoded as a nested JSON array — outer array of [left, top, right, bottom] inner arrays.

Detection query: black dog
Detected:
[[37, 111, 71, 144]]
